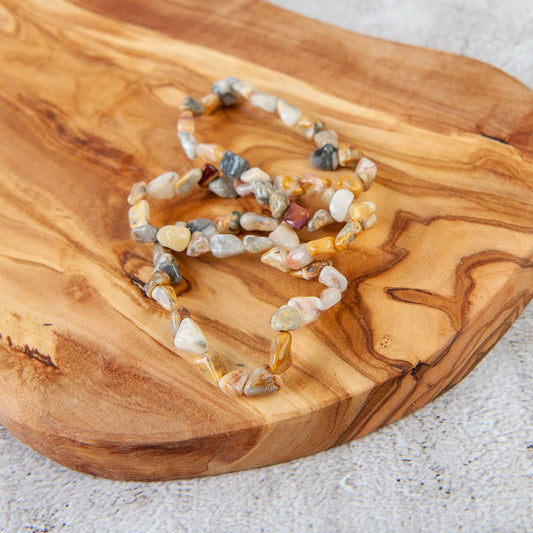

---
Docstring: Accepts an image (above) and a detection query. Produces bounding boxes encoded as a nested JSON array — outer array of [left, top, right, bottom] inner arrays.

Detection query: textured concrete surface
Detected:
[[1, 1, 532, 532]]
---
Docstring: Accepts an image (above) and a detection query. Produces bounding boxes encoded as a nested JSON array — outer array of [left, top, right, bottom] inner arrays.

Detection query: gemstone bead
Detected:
[[268, 221, 300, 251], [157, 225, 191, 252], [199, 163, 219, 187], [240, 167, 271, 184], [243, 365, 282, 397], [269, 189, 290, 219], [355, 157, 377, 190], [127, 181, 147, 205], [321, 186, 336, 206], [306, 236, 337, 260], [233, 179, 254, 197], [287, 296, 321, 325], [186, 218, 218, 240], [144, 270, 171, 297], [231, 79, 256, 100], [250, 92, 278, 113], [283, 203, 310, 230], [196, 143, 225, 163], [152, 242, 165, 265], [295, 116, 324, 140], [270, 305, 301, 331], [243, 235, 274, 254], [214, 211, 242, 234], [177, 110, 195, 134], [310, 143, 338, 171], [208, 175, 239, 198], [286, 243, 313, 270], [178, 131, 197, 159], [334, 174, 364, 196], [319, 265, 348, 292], [131, 224, 158, 243], [240, 212, 279, 232], [290, 259, 332, 280], [338, 143, 361, 168], [128, 199, 150, 228], [219, 369, 249, 396], [276, 99, 301, 127], [175, 168, 202, 194], [347, 201, 377, 229], [210, 234, 244, 258], [273, 174, 305, 197], [186, 231, 210, 257], [194, 352, 227, 384], [174, 317, 208, 354], [151, 285, 178, 311], [251, 177, 275, 205], [170, 307, 191, 337], [336, 219, 362, 250], [147, 171, 178, 199], [314, 129, 339, 148], [317, 287, 342, 311], [219, 151, 250, 179], [200, 92, 221, 115], [261, 246, 290, 272], [179, 95, 205, 116], [329, 189, 355, 222], [299, 173, 331, 195], [212, 78, 238, 106], [307, 209, 334, 232], [154, 252, 182, 283], [270, 332, 292, 374]]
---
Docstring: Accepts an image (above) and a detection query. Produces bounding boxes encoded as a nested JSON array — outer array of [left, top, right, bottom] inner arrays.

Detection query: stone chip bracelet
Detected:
[[127, 77, 378, 397]]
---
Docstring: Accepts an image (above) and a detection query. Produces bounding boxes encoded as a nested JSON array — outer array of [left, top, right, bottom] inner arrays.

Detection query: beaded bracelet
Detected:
[[127, 77, 377, 397]]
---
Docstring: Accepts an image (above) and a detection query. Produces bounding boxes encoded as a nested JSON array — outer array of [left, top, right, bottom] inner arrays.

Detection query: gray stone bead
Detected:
[[219, 150, 250, 179], [180, 95, 205, 116], [269, 189, 290, 219], [186, 231, 210, 257], [186, 218, 218, 240], [243, 235, 275, 254], [178, 131, 197, 159], [209, 234, 245, 258], [130, 224, 158, 243], [310, 143, 339, 170], [154, 253, 182, 283], [212, 78, 239, 106], [208, 175, 239, 198], [251, 177, 275, 205]]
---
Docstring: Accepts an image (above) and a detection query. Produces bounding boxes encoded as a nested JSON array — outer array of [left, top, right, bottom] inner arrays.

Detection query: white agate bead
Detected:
[[147, 171, 178, 199], [317, 287, 342, 310], [174, 318, 208, 355], [329, 189, 355, 222], [318, 265, 348, 292], [287, 296, 321, 325]]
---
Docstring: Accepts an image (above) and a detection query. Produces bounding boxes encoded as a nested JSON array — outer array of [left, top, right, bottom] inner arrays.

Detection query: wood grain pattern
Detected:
[[0, 0, 532, 480]]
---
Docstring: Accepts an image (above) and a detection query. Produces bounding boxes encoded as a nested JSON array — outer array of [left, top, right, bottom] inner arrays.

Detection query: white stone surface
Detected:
[[1, 1, 532, 532]]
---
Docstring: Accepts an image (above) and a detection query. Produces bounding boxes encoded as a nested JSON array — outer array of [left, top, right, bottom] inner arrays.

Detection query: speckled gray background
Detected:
[[1, 1, 532, 531]]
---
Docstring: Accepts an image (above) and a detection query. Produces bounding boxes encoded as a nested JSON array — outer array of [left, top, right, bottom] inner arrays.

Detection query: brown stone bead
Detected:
[[200, 92, 221, 115], [306, 236, 337, 260], [283, 202, 311, 230], [199, 163, 219, 187], [270, 332, 292, 374]]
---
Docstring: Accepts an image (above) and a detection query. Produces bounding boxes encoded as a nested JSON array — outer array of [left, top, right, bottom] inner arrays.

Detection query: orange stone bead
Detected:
[[337, 142, 362, 168], [306, 236, 337, 260], [177, 110, 195, 134], [200, 92, 221, 115], [274, 174, 305, 197], [334, 174, 364, 196], [270, 332, 292, 374]]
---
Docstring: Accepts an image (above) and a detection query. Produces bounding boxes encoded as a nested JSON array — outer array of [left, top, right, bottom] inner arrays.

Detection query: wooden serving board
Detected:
[[0, 0, 532, 481]]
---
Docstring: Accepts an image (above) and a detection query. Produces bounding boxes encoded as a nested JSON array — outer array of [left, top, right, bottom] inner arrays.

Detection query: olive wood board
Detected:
[[0, 0, 532, 480]]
